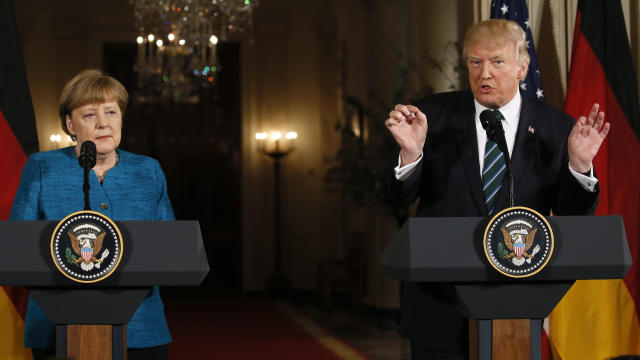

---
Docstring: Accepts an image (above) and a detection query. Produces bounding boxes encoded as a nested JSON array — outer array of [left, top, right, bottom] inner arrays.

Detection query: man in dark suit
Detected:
[[381, 19, 610, 360]]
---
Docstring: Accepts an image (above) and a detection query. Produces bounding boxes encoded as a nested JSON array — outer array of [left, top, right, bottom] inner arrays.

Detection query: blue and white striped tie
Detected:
[[482, 110, 506, 214]]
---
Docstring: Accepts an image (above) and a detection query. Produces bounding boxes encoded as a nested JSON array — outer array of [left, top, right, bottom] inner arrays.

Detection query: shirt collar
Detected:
[[473, 91, 521, 128]]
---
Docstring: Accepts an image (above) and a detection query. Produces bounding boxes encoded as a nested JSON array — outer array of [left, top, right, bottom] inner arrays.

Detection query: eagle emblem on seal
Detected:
[[483, 207, 554, 278], [67, 223, 110, 271], [51, 210, 123, 283], [500, 221, 540, 266]]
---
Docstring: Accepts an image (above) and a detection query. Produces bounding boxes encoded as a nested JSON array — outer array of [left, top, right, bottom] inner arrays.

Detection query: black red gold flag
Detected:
[[550, 1, 640, 358], [0, 0, 38, 358]]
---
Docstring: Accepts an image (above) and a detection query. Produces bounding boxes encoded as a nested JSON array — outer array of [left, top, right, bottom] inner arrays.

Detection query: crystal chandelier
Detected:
[[130, 0, 258, 103]]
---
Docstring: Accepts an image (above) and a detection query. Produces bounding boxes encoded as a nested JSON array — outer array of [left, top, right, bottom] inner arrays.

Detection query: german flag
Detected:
[[0, 0, 39, 358], [549, 0, 640, 358]]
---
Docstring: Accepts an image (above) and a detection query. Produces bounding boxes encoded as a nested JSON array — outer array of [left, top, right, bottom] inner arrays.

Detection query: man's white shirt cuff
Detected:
[[394, 153, 423, 180], [568, 163, 598, 192], [395, 155, 596, 192]]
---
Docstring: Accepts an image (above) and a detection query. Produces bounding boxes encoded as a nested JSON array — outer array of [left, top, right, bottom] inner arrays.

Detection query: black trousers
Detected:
[[32, 344, 168, 360]]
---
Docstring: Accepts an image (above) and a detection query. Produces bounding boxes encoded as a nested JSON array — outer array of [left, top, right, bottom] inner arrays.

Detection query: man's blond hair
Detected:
[[463, 19, 530, 66]]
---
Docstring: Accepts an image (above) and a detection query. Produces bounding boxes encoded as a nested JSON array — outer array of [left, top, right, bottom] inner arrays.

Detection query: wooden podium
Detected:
[[380, 215, 631, 360], [0, 220, 209, 360]]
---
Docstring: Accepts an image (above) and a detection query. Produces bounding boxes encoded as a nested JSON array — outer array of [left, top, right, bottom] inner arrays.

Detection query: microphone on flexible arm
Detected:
[[480, 110, 514, 208], [78, 141, 97, 211]]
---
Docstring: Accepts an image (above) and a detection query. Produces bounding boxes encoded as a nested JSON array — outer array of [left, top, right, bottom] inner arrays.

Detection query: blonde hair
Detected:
[[59, 70, 128, 137], [463, 19, 530, 66]]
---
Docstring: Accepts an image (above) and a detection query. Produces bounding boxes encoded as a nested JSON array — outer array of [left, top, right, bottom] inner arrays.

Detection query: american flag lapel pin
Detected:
[[528, 126, 535, 135]]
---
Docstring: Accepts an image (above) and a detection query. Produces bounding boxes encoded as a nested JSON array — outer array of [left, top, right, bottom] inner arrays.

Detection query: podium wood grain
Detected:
[[66, 325, 125, 360], [469, 319, 531, 360], [492, 319, 530, 360]]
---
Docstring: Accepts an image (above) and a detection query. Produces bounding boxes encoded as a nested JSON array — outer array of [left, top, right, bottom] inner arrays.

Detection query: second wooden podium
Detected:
[[0, 220, 209, 360], [380, 215, 630, 360]]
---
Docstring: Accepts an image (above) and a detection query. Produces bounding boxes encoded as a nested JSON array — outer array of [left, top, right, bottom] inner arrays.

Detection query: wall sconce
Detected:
[[49, 133, 63, 149], [255, 131, 298, 158], [50, 133, 74, 149], [254, 129, 298, 296]]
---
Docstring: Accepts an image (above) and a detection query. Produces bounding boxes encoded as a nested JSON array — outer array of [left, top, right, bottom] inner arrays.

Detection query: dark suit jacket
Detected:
[[380, 90, 598, 349]]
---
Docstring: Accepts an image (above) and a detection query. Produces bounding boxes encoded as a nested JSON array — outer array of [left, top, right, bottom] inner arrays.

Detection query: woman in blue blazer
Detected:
[[10, 70, 173, 360]]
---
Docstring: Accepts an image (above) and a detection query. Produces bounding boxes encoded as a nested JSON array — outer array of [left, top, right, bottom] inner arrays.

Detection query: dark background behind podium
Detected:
[[102, 42, 243, 295]]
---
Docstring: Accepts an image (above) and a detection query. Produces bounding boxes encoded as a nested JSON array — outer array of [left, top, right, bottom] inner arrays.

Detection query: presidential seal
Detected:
[[51, 210, 123, 283], [483, 207, 554, 278]]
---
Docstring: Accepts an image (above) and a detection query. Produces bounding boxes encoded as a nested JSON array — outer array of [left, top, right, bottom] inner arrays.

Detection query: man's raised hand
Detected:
[[568, 103, 610, 173], [385, 104, 428, 166]]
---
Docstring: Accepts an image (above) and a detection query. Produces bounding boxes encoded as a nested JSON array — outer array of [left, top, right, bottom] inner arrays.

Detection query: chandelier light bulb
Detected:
[[285, 131, 298, 140], [271, 132, 282, 140], [255, 132, 268, 140], [129, 0, 259, 102]]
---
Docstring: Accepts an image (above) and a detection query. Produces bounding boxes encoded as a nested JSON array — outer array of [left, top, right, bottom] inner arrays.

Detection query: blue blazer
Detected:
[[10, 146, 174, 349]]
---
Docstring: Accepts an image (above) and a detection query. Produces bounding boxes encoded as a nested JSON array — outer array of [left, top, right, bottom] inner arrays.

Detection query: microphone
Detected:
[[479, 110, 514, 209], [78, 141, 97, 169], [479, 110, 509, 157], [78, 141, 96, 210]]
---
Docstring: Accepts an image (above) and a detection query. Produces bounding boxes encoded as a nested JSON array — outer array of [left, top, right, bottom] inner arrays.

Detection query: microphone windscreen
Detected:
[[479, 109, 496, 131], [78, 141, 97, 169], [480, 109, 503, 143]]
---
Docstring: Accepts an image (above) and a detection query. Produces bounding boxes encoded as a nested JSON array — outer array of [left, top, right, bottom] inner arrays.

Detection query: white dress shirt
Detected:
[[394, 92, 598, 192]]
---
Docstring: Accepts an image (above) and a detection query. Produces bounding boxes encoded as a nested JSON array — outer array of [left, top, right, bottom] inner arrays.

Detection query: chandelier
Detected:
[[130, 0, 258, 103]]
